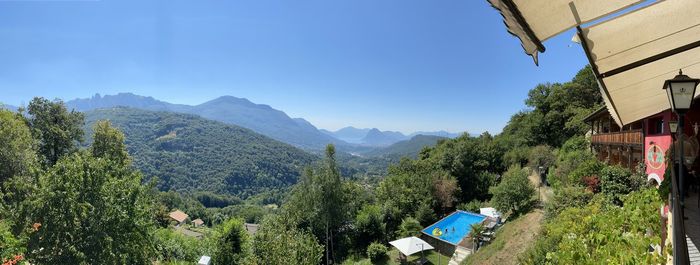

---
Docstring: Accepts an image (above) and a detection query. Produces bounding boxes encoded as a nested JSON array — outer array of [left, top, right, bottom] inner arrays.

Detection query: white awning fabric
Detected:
[[389, 237, 434, 256], [581, 0, 700, 125], [488, 0, 700, 126]]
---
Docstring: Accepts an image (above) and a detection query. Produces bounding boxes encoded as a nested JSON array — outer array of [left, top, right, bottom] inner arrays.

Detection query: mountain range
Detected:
[[65, 93, 463, 149], [67, 93, 343, 150], [322, 126, 461, 146], [1, 103, 17, 112]]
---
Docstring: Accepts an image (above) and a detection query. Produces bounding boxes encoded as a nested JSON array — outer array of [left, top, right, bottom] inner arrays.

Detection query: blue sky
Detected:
[[0, 0, 590, 134]]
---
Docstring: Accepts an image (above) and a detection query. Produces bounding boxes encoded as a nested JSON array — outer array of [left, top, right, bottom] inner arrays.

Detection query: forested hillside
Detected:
[[83, 107, 316, 198], [68, 93, 346, 150]]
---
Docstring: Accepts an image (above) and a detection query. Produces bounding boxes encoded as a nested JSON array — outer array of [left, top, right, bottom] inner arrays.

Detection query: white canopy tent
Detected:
[[389, 236, 434, 257], [488, 0, 700, 127]]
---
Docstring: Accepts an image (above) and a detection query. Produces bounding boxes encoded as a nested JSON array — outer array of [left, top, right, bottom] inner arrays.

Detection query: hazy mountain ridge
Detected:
[[364, 134, 446, 158], [83, 107, 317, 198], [322, 126, 462, 146], [360, 128, 407, 146], [67, 93, 345, 150], [1, 103, 17, 111]]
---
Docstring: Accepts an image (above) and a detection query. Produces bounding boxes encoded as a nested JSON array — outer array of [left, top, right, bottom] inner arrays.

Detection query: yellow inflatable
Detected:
[[432, 227, 443, 236]]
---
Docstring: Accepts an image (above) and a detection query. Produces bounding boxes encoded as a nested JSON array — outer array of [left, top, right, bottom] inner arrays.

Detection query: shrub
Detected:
[[600, 165, 644, 205], [567, 158, 604, 187], [520, 188, 664, 264], [458, 200, 486, 213], [354, 204, 386, 250], [366, 242, 388, 261], [581, 175, 600, 193], [489, 165, 536, 217], [544, 186, 593, 219], [397, 217, 422, 238]]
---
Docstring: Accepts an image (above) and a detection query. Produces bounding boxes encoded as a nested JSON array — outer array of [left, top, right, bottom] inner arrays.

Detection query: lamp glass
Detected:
[[669, 121, 678, 134], [669, 81, 697, 111]]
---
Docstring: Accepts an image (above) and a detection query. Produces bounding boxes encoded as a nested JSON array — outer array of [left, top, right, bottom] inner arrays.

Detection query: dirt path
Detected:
[[528, 171, 553, 203], [463, 209, 544, 265]]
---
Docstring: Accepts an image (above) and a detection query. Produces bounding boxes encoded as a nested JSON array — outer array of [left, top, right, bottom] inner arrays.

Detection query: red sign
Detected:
[[645, 135, 672, 183]]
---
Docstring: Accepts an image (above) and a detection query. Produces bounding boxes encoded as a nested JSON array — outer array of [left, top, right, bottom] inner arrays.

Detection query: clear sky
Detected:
[[0, 0, 590, 134]]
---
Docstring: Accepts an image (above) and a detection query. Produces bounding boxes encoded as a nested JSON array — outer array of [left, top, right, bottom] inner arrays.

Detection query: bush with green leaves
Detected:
[[489, 165, 536, 217], [213, 218, 250, 264], [354, 204, 386, 250], [397, 217, 422, 238], [600, 165, 644, 205], [0, 220, 25, 262], [366, 242, 388, 261], [520, 188, 664, 264], [544, 186, 593, 219], [153, 228, 211, 263], [251, 215, 323, 265], [458, 200, 487, 213]]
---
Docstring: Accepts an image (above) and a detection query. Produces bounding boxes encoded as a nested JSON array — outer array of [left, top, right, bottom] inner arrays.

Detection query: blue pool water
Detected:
[[421, 211, 487, 245]]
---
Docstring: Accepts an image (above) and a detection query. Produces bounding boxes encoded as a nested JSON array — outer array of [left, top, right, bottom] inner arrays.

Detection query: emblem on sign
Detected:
[[646, 144, 665, 170]]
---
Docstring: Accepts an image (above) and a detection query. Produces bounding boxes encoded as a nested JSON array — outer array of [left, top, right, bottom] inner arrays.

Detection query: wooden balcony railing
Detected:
[[591, 130, 643, 146]]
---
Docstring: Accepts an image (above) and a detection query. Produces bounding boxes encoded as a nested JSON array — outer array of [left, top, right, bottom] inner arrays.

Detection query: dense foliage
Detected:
[[1, 65, 668, 264], [251, 215, 323, 265], [27, 97, 85, 167], [489, 166, 536, 217], [520, 189, 664, 264], [83, 107, 316, 198]]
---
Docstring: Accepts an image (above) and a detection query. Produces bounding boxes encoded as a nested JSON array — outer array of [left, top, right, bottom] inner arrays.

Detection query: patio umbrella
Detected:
[[389, 236, 434, 256]]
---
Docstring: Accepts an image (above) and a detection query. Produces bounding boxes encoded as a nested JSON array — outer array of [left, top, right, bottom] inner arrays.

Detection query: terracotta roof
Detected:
[[169, 210, 188, 223], [192, 218, 204, 226]]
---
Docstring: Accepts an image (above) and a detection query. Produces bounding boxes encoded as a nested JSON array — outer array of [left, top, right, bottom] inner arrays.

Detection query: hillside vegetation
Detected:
[[83, 107, 316, 198]]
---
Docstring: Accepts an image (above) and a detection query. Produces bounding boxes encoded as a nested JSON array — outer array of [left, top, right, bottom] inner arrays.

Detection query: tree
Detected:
[[213, 218, 249, 265], [0, 109, 39, 235], [28, 151, 155, 264], [284, 144, 347, 263], [27, 97, 84, 167], [251, 215, 323, 265], [0, 109, 36, 184], [397, 217, 422, 238], [527, 145, 555, 173], [469, 223, 485, 250], [354, 204, 386, 250], [489, 166, 536, 217], [91, 120, 129, 166]]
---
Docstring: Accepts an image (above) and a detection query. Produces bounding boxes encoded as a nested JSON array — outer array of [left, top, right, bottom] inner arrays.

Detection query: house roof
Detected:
[[244, 223, 259, 235], [192, 218, 204, 226], [169, 210, 188, 223], [582, 106, 609, 123]]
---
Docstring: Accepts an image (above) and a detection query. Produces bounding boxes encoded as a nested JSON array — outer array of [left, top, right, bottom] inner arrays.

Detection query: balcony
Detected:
[[591, 130, 643, 146]]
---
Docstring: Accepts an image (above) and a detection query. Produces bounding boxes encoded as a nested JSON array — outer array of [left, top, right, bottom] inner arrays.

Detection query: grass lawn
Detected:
[[461, 209, 544, 265], [343, 249, 450, 265]]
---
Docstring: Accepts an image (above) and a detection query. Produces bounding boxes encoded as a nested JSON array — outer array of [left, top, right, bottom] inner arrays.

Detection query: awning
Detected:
[[579, 0, 700, 125], [487, 0, 644, 65], [488, 0, 700, 126], [389, 237, 434, 256]]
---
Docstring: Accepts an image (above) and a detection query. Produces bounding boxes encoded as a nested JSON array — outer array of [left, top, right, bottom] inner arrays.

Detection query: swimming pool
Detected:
[[421, 211, 487, 245]]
